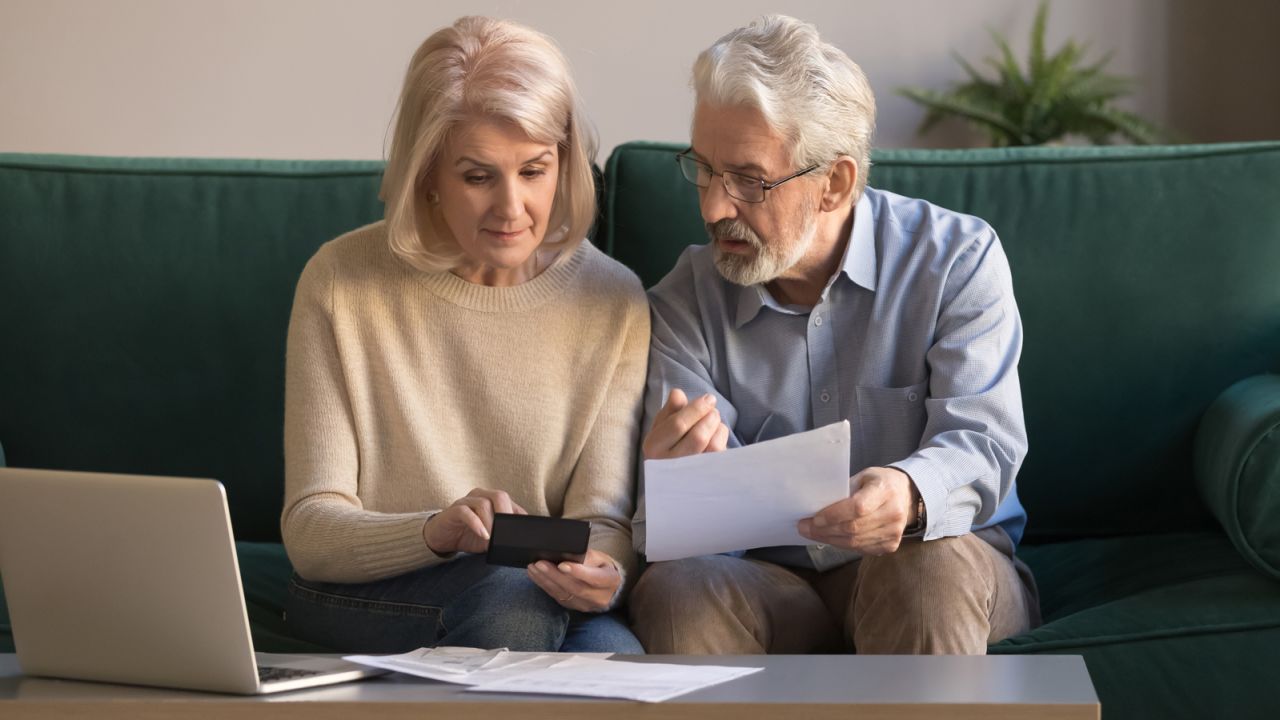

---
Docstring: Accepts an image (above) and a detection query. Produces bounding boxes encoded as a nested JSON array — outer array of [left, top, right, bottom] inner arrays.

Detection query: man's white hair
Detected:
[[693, 14, 876, 200]]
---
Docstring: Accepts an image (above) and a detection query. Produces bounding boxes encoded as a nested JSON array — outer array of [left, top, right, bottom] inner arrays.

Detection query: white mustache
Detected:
[[706, 219, 762, 248]]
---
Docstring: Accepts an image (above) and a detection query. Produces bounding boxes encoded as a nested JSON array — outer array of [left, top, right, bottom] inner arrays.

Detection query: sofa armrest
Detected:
[[1194, 373, 1280, 580]]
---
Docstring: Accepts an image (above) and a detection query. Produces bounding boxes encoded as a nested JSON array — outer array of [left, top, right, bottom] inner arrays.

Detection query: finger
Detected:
[[645, 394, 718, 458], [534, 565, 612, 612], [851, 500, 911, 532], [669, 406, 722, 457], [551, 569, 604, 595], [708, 422, 730, 453], [809, 496, 862, 529], [798, 517, 817, 542], [816, 499, 904, 534], [467, 488, 516, 516], [526, 564, 572, 599], [818, 505, 901, 535], [806, 521, 904, 552], [809, 514, 900, 545], [512, 501, 528, 515], [458, 497, 495, 534], [489, 489, 518, 515], [527, 562, 583, 600], [582, 549, 616, 569], [643, 390, 689, 456], [455, 506, 491, 542], [555, 560, 617, 589], [651, 388, 689, 425], [849, 479, 891, 516]]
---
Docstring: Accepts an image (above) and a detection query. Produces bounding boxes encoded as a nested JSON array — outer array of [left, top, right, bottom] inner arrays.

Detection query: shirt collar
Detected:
[[732, 190, 878, 329], [842, 190, 878, 293]]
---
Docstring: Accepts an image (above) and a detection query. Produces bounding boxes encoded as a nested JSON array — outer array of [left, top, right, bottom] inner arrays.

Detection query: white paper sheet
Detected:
[[467, 656, 763, 703], [643, 420, 851, 561], [343, 647, 612, 685]]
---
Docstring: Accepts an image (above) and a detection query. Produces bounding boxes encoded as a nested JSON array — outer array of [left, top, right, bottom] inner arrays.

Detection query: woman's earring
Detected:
[[427, 191, 440, 204]]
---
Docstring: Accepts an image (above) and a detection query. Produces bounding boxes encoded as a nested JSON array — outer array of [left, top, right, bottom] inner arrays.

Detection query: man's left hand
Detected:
[[798, 466, 919, 556]]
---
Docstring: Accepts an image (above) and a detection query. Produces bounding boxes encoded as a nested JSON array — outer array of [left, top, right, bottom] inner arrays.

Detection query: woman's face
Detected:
[[431, 117, 560, 285]]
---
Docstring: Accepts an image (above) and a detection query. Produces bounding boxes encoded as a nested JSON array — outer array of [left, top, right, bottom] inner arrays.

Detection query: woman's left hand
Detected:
[[526, 549, 621, 613]]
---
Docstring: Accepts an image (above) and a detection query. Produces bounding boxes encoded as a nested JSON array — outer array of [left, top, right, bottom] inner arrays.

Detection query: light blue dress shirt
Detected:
[[634, 187, 1028, 571]]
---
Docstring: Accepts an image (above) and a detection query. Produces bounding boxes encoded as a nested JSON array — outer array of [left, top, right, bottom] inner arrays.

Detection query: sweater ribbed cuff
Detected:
[[590, 528, 638, 607], [348, 511, 450, 576]]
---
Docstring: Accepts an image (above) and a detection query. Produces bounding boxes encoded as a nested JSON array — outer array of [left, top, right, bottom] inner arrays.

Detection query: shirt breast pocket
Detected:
[[855, 380, 929, 468]]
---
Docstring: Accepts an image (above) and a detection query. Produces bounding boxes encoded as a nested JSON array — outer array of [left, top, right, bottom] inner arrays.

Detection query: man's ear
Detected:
[[820, 156, 858, 211]]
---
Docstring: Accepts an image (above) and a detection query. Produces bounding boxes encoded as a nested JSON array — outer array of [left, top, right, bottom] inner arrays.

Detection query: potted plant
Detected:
[[899, 1, 1164, 146]]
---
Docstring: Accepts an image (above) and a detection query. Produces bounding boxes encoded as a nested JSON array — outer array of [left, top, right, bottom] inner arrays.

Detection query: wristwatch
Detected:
[[902, 490, 927, 538]]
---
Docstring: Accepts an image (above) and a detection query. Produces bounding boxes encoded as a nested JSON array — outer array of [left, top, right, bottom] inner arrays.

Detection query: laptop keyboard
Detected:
[[259, 665, 327, 683]]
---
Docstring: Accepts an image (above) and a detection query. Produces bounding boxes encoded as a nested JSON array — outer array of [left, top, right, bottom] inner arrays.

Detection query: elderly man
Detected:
[[628, 15, 1040, 655]]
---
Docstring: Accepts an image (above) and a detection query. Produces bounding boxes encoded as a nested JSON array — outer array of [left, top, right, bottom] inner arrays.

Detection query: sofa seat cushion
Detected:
[[10, 534, 1278, 655], [245, 533, 1280, 655], [997, 532, 1280, 652], [994, 533, 1280, 720], [237, 542, 329, 653]]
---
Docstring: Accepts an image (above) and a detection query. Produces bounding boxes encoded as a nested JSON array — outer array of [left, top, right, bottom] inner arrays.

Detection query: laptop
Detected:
[[0, 467, 387, 694]]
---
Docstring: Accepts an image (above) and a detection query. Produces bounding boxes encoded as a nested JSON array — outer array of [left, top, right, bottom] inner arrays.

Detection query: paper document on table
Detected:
[[643, 420, 850, 561], [343, 647, 612, 685], [467, 656, 762, 703]]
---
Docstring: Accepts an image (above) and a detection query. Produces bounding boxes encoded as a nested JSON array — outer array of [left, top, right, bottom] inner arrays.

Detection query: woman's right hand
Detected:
[[422, 488, 527, 555]]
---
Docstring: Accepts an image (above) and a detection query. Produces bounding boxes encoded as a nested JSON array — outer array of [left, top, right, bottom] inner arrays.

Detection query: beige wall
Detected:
[[0, 0, 1274, 161]]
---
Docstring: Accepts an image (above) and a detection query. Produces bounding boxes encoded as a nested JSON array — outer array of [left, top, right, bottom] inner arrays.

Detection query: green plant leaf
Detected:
[[1080, 107, 1164, 144], [898, 87, 1027, 144], [898, 0, 1167, 147], [952, 51, 988, 87], [985, 27, 1029, 102], [1029, 0, 1049, 86]]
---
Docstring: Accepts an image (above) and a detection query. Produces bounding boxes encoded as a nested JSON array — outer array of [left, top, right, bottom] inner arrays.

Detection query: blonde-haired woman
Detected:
[[281, 17, 647, 653]]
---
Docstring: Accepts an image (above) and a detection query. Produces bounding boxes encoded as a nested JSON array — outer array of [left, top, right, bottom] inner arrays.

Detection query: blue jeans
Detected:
[[284, 554, 642, 654]]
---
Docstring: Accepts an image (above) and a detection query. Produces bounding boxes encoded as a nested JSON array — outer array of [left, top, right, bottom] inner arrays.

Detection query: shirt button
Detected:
[[820, 392, 831, 402], [908, 392, 919, 402], [813, 315, 823, 326]]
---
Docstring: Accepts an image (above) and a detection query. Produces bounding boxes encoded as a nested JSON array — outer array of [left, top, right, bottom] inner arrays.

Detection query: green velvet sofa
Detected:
[[2, 142, 1279, 719]]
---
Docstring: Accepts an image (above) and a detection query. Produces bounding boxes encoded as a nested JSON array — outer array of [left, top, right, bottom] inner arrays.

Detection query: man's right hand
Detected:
[[642, 388, 731, 460], [423, 488, 527, 555]]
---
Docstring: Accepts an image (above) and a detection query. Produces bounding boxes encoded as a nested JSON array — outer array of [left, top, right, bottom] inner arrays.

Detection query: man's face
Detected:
[[690, 102, 820, 286]]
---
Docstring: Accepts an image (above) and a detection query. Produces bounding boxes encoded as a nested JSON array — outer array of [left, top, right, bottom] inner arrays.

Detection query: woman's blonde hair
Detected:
[[380, 16, 597, 273]]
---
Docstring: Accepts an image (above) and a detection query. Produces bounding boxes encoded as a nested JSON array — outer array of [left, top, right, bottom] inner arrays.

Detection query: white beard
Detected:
[[710, 213, 817, 287]]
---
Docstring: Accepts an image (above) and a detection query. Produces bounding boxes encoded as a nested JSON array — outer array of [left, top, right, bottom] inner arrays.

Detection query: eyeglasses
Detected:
[[675, 148, 819, 204]]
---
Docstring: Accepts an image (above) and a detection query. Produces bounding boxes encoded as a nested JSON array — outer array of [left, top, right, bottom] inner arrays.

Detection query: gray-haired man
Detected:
[[629, 15, 1040, 654]]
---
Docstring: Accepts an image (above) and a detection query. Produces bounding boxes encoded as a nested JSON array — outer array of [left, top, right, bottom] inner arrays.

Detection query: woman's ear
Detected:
[[820, 156, 858, 211], [417, 167, 441, 205]]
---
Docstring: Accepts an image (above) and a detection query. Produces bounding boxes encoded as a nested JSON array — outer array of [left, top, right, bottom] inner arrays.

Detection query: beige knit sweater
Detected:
[[282, 221, 649, 588]]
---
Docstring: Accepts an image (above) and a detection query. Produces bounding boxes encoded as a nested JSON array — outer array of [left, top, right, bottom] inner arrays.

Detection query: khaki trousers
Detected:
[[629, 527, 1040, 655]]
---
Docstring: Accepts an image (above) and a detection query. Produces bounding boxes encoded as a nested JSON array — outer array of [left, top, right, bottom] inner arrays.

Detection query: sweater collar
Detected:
[[417, 240, 589, 312]]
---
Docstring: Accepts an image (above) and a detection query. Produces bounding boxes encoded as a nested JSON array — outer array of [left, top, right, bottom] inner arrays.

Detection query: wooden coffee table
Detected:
[[0, 653, 1098, 719]]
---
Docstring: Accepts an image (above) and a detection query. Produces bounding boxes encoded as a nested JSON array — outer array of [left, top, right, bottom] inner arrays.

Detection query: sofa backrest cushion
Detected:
[[601, 141, 1280, 540], [0, 155, 384, 542]]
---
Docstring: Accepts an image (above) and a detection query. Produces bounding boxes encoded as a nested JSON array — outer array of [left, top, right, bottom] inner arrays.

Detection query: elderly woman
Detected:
[[280, 17, 647, 653]]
